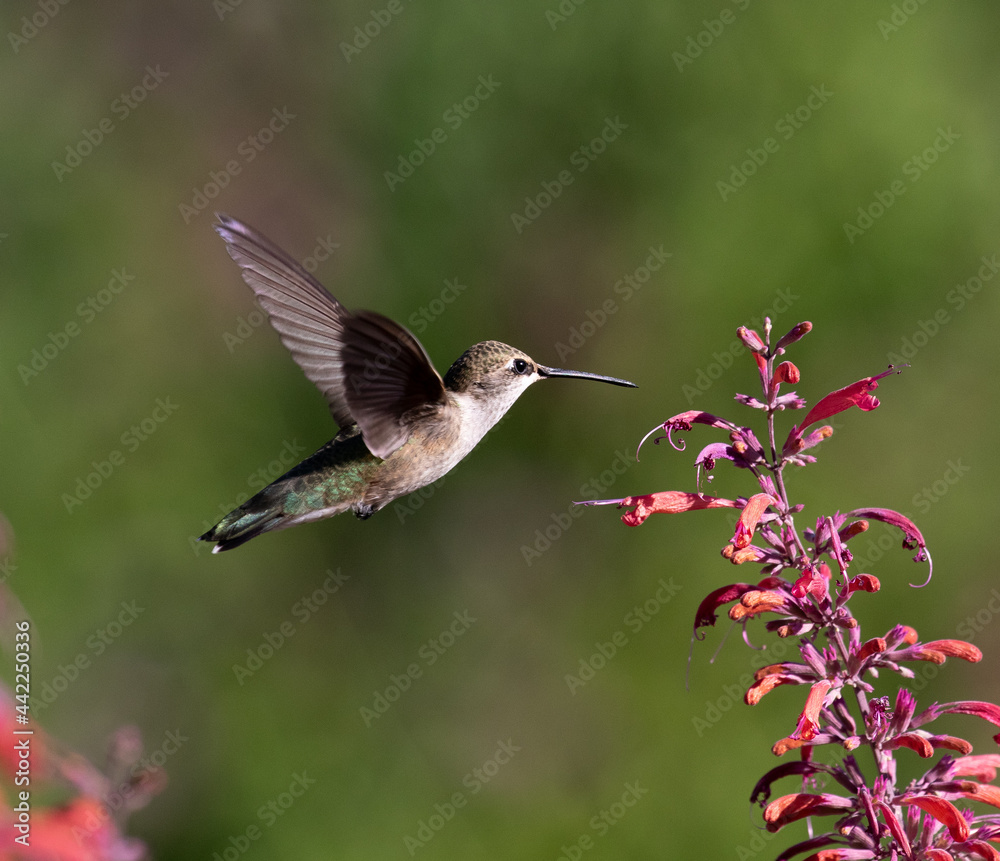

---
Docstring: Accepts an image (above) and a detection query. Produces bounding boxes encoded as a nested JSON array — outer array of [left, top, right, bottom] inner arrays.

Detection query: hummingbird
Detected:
[[200, 214, 637, 552]]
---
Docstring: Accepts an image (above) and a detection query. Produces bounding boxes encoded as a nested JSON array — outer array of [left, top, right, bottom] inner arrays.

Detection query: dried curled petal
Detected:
[[844, 507, 932, 585], [635, 411, 736, 457], [692, 583, 756, 636]]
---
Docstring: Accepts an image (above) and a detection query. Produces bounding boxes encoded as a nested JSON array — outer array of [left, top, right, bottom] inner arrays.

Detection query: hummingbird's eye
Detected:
[[511, 358, 530, 375]]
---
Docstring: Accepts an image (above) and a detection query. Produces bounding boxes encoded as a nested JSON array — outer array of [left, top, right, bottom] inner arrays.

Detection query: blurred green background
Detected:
[[3, 1, 1000, 857]]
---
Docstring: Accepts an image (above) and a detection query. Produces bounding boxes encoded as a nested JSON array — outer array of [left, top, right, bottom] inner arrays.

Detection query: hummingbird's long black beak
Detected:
[[537, 365, 637, 388]]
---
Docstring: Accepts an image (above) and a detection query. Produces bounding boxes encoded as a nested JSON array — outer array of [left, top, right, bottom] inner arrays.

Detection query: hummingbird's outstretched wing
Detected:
[[215, 214, 445, 460], [215, 214, 355, 429], [341, 310, 446, 459]]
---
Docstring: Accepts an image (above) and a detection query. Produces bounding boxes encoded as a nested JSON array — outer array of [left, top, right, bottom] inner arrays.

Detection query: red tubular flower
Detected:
[[738, 326, 767, 353], [952, 754, 1000, 782], [784, 367, 900, 454], [854, 638, 887, 663], [847, 574, 880, 594], [774, 320, 812, 351], [919, 640, 983, 663], [722, 544, 769, 565], [957, 781, 1000, 810], [926, 735, 973, 754], [734, 493, 779, 548], [763, 792, 854, 831], [730, 589, 788, 621], [772, 361, 801, 387], [746, 673, 797, 706], [937, 701, 1000, 744], [887, 732, 935, 757], [901, 795, 970, 842], [575, 491, 740, 526], [791, 565, 830, 600], [874, 800, 911, 856], [791, 680, 832, 741], [956, 841, 1000, 861]]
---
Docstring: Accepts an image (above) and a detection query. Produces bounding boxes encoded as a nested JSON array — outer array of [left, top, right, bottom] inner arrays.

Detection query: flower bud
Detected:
[[775, 320, 813, 351], [737, 326, 766, 354]]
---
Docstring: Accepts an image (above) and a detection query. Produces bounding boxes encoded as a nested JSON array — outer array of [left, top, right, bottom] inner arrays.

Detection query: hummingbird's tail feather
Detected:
[[200, 507, 285, 553], [199, 442, 366, 552]]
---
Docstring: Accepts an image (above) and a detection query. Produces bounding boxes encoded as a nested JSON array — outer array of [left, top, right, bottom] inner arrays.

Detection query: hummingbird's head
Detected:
[[444, 341, 542, 406], [444, 340, 637, 424]]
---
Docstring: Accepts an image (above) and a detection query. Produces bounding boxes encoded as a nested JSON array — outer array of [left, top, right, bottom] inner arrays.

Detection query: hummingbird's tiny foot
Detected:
[[354, 503, 375, 520]]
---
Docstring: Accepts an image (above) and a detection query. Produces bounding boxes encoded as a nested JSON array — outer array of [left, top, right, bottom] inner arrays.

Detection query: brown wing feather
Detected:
[[341, 310, 446, 459], [215, 215, 446, 460], [214, 214, 354, 428]]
